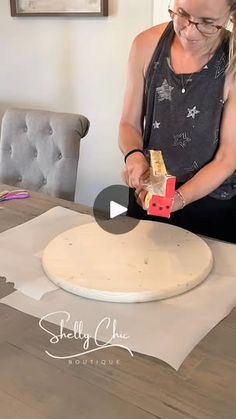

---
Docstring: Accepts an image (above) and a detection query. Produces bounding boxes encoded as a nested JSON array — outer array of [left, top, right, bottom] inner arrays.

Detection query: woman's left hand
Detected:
[[171, 191, 185, 212]]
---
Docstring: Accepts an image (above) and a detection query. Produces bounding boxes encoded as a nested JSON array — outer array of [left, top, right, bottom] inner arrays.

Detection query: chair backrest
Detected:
[[0, 108, 89, 201]]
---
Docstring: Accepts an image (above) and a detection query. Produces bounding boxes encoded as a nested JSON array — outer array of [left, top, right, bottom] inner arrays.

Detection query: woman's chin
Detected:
[[179, 35, 203, 51]]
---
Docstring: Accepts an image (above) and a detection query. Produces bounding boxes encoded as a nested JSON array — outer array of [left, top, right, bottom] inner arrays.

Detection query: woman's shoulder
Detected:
[[224, 72, 236, 102], [132, 22, 170, 76], [133, 22, 169, 52]]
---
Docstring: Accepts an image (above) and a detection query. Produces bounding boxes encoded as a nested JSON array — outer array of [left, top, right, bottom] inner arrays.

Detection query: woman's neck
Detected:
[[170, 31, 225, 73]]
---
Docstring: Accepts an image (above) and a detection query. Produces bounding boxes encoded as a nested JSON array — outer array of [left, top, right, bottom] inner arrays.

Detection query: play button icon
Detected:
[[93, 185, 140, 234], [110, 201, 127, 219]]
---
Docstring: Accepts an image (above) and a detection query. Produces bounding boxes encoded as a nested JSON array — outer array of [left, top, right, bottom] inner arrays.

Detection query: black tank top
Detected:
[[143, 21, 236, 200]]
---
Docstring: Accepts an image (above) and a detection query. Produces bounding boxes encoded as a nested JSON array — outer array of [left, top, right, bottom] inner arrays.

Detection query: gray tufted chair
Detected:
[[0, 108, 89, 201]]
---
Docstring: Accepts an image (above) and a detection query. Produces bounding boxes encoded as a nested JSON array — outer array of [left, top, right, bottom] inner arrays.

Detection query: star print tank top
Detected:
[[143, 21, 236, 200]]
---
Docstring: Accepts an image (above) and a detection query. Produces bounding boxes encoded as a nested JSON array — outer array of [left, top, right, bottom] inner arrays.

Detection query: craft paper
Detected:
[[0, 206, 93, 300], [1, 208, 236, 369]]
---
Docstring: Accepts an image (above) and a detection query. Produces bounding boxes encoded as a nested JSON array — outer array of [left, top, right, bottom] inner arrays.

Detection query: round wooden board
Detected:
[[42, 221, 213, 303]]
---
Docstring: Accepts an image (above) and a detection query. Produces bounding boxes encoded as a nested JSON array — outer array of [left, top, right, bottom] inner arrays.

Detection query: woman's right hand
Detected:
[[122, 152, 150, 189]]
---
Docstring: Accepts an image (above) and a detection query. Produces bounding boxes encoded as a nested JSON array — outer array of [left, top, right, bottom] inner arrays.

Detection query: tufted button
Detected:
[[42, 178, 47, 185], [18, 176, 22, 182], [34, 150, 38, 158], [58, 153, 62, 160], [9, 146, 12, 154], [49, 127, 53, 135], [23, 125, 28, 133]]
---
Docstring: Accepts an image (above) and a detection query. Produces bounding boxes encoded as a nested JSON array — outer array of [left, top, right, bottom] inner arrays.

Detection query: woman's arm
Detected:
[[118, 35, 145, 156], [119, 34, 149, 189], [119, 24, 168, 189]]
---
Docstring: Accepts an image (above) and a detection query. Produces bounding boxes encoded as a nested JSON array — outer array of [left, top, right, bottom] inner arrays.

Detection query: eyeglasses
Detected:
[[168, 8, 229, 35]]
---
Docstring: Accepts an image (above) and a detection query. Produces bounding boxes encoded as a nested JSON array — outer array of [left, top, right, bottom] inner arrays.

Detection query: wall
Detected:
[[0, 0, 156, 206], [153, 0, 170, 24]]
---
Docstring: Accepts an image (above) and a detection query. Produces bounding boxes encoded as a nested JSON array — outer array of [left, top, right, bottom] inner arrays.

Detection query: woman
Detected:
[[119, 0, 236, 242]]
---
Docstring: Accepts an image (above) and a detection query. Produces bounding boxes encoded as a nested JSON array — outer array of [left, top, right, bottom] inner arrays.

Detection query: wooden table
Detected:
[[0, 184, 236, 419]]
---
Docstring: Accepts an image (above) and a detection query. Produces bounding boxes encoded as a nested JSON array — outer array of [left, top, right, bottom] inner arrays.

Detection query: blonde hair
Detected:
[[227, 1, 236, 79]]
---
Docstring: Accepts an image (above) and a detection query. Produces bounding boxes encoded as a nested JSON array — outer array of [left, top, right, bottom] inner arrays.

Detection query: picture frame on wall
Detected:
[[10, 0, 108, 17]]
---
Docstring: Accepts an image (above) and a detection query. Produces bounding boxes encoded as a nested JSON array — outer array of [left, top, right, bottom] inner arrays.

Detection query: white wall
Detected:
[[0, 0, 159, 206], [153, 0, 170, 25]]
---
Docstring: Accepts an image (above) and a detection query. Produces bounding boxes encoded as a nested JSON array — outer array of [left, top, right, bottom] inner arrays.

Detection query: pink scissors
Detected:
[[0, 189, 30, 202]]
